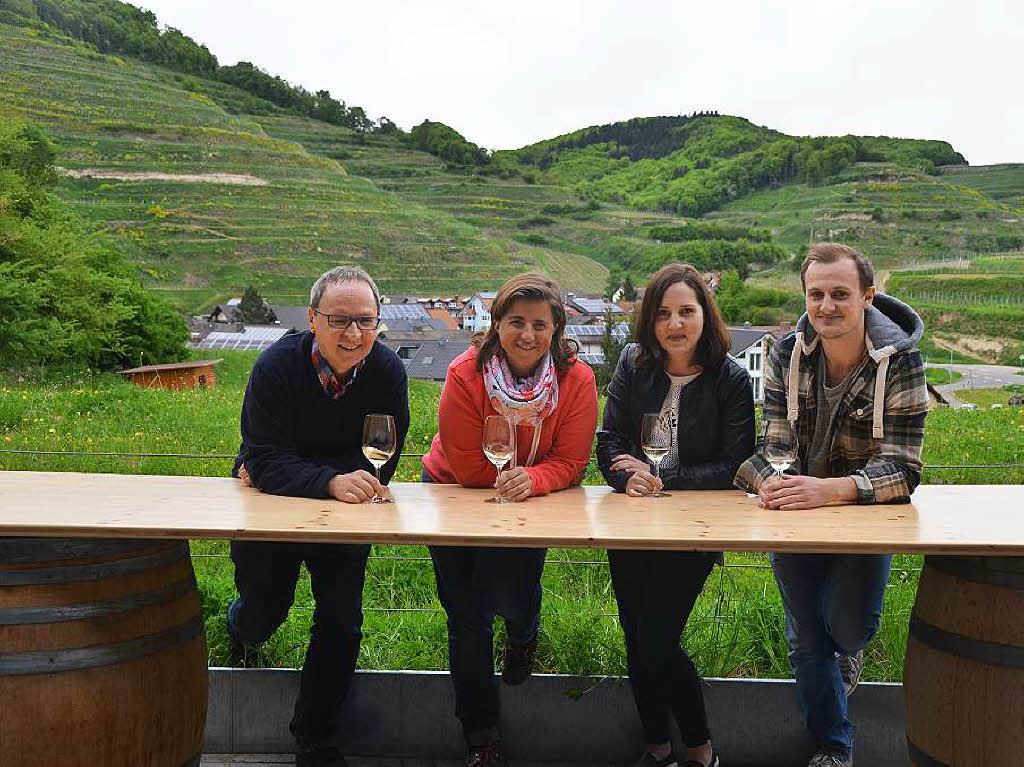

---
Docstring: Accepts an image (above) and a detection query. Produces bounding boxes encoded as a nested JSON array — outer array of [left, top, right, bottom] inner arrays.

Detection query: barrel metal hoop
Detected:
[[0, 577, 194, 626], [909, 615, 1024, 669], [0, 538, 158, 564], [906, 737, 949, 767], [926, 555, 1024, 590], [0, 614, 203, 676], [0, 543, 188, 586]]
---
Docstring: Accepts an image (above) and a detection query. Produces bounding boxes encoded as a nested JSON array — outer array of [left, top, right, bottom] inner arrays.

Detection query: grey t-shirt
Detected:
[[805, 353, 862, 478]]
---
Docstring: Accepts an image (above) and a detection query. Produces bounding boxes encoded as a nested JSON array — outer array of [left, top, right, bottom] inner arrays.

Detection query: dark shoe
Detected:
[[501, 637, 537, 685], [682, 747, 720, 767], [296, 744, 347, 767], [837, 649, 865, 697], [466, 741, 509, 767], [808, 752, 851, 767], [634, 748, 679, 767]]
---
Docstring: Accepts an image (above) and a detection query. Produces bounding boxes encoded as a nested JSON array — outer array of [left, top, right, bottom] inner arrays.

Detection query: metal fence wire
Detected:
[[1, 448, 1010, 634]]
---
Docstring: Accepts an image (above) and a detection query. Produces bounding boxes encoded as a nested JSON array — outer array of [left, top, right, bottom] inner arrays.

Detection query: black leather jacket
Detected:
[[597, 343, 756, 492]]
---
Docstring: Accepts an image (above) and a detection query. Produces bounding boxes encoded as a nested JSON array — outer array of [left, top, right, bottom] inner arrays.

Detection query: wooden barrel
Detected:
[[904, 555, 1024, 766], [0, 537, 208, 766]]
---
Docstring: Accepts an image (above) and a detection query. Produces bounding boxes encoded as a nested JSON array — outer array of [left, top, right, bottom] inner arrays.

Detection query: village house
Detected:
[[460, 291, 497, 332]]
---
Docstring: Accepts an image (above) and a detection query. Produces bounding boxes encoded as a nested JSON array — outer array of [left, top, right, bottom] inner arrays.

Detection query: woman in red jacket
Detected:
[[422, 273, 598, 766]]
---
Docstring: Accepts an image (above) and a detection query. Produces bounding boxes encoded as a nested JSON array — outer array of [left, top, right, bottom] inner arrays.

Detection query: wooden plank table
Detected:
[[2, 471, 1022, 766], [0, 471, 1021, 554]]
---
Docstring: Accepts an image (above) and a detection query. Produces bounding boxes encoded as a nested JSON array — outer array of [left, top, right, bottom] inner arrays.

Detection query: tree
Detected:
[[621, 274, 637, 302], [0, 119, 188, 369], [232, 285, 276, 324], [604, 269, 622, 301], [594, 309, 633, 391]]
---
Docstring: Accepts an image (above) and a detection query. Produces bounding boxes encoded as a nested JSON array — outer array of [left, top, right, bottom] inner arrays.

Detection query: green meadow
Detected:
[[2, 351, 1020, 681]]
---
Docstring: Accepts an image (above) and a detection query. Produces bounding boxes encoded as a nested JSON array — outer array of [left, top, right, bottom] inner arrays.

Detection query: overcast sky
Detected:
[[139, 0, 1023, 165]]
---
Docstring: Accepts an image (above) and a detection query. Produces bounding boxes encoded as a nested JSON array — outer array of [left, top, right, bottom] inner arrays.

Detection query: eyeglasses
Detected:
[[311, 309, 381, 331]]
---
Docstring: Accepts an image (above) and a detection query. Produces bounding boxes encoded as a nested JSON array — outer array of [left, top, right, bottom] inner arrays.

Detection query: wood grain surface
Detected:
[[0, 472, 1020, 554]]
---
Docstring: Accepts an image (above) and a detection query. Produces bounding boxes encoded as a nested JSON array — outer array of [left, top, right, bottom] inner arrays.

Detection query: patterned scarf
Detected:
[[311, 340, 364, 400], [482, 351, 559, 426]]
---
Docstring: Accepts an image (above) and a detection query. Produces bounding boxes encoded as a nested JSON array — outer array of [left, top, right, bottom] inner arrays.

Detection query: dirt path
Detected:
[[61, 169, 266, 186]]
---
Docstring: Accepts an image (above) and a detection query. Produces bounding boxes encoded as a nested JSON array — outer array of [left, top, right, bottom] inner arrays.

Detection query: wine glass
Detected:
[[362, 413, 397, 503], [483, 415, 514, 503], [765, 419, 798, 479], [640, 413, 671, 498]]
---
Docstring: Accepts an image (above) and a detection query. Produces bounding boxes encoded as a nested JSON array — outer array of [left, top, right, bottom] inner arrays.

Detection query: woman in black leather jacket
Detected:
[[597, 262, 755, 767]]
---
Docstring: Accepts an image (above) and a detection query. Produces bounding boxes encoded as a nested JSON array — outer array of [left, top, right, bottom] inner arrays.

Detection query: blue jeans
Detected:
[[227, 540, 371, 749], [430, 544, 546, 746], [771, 553, 892, 759], [423, 467, 545, 746]]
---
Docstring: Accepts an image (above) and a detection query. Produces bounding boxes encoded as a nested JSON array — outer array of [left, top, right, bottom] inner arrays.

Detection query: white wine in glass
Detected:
[[765, 419, 798, 479], [640, 413, 671, 498], [362, 413, 397, 503], [483, 415, 514, 503]]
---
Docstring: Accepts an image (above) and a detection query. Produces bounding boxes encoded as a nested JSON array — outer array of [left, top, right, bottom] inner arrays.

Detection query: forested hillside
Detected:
[[2, 0, 1023, 345]]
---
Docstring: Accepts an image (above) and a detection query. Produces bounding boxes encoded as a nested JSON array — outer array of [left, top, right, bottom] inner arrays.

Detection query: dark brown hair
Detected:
[[473, 273, 578, 373], [800, 243, 874, 292], [635, 262, 731, 370]]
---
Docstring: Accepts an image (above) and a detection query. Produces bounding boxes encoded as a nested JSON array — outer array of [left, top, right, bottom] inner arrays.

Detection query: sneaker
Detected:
[[501, 637, 537, 685], [634, 749, 679, 767], [682, 748, 720, 767], [808, 752, 851, 767], [465, 741, 509, 767], [837, 649, 865, 697], [295, 744, 347, 767]]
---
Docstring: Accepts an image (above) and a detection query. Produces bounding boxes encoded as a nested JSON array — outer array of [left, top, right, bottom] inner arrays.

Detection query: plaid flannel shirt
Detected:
[[733, 332, 929, 504]]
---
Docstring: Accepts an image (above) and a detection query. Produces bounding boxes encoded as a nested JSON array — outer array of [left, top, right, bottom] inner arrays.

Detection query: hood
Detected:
[[787, 293, 923, 440]]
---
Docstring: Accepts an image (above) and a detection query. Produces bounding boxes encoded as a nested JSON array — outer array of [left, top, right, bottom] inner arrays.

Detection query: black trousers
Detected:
[[226, 540, 371, 749], [608, 548, 718, 747]]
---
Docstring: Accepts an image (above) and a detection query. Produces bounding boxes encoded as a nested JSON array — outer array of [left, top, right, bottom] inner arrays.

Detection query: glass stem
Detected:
[[653, 461, 660, 485], [375, 465, 381, 499]]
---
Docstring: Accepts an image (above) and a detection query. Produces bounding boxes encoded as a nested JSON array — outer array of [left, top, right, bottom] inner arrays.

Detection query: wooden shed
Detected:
[[119, 359, 223, 391]]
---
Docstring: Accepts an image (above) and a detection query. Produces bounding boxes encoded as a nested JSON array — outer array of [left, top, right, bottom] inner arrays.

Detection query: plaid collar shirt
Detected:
[[734, 333, 929, 504], [311, 340, 365, 400]]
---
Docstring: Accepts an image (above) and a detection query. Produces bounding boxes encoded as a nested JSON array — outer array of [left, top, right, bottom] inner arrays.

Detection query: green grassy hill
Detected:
[[4, 7, 1024, 342], [0, 21, 613, 311]]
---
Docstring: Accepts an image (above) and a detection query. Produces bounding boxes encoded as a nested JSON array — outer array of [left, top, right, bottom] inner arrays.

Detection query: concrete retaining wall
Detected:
[[204, 669, 908, 765]]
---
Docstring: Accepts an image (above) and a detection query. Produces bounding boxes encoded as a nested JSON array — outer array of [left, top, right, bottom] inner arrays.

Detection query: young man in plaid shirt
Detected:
[[734, 243, 929, 767]]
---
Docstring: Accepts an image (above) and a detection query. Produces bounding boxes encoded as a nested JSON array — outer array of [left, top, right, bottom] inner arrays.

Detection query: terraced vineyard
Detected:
[[4, 16, 1024, 328], [708, 162, 1024, 270], [885, 252, 1024, 365], [0, 22, 609, 311]]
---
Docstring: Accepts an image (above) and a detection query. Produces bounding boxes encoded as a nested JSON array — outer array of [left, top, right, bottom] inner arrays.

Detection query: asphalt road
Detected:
[[925, 363, 1024, 392]]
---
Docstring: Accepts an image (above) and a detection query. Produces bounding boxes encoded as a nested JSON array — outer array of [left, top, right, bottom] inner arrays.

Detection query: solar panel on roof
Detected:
[[380, 304, 430, 320]]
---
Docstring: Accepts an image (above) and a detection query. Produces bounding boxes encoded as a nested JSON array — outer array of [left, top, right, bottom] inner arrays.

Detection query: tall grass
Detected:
[[2, 351, 1021, 680]]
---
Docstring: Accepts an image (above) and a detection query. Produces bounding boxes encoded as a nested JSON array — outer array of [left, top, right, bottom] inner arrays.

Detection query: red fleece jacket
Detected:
[[422, 346, 598, 496]]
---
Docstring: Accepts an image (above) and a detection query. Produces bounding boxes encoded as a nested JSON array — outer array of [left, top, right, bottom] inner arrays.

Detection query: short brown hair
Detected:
[[800, 243, 874, 292], [635, 262, 731, 370], [473, 273, 578, 373]]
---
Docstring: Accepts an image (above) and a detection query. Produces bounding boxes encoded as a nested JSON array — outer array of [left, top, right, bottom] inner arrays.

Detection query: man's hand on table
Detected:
[[759, 474, 858, 510], [328, 471, 387, 503], [237, 463, 252, 487], [495, 467, 533, 502], [625, 469, 664, 497]]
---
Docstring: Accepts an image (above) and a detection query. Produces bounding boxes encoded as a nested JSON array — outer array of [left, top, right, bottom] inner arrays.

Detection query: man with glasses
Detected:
[[228, 266, 410, 767]]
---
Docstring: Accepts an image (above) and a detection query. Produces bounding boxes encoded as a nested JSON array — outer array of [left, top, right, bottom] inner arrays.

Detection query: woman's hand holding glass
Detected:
[[483, 415, 515, 503]]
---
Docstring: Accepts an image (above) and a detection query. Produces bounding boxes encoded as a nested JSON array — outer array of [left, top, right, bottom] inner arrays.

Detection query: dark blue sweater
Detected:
[[237, 331, 410, 498]]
